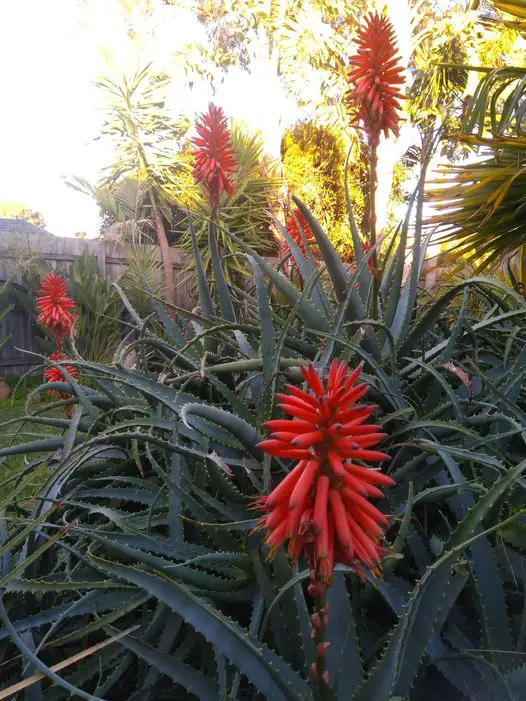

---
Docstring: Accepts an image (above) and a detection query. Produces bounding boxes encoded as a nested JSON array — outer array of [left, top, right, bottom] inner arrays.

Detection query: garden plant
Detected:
[[0, 8, 525, 701]]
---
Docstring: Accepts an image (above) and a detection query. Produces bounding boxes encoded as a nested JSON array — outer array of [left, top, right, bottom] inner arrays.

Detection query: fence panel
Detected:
[[0, 231, 195, 374]]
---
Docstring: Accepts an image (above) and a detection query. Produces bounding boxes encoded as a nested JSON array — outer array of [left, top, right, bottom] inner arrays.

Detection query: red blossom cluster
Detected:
[[44, 352, 79, 398], [192, 103, 237, 207], [345, 12, 405, 147], [36, 273, 76, 349], [36, 273, 78, 406], [256, 360, 394, 590]]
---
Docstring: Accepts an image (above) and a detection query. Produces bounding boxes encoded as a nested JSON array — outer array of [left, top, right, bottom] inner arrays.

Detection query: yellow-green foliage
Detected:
[[281, 121, 365, 260]]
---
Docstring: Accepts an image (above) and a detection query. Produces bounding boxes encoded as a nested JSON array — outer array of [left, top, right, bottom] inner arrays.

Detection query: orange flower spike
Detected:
[[341, 487, 389, 526], [347, 516, 381, 565], [283, 384, 319, 408], [353, 433, 388, 448], [291, 431, 325, 449], [36, 273, 76, 346], [345, 12, 405, 147], [342, 471, 370, 496], [264, 419, 314, 433], [44, 353, 79, 385], [351, 507, 385, 539], [301, 364, 325, 397], [265, 518, 289, 553], [192, 103, 237, 207], [264, 501, 289, 531], [315, 508, 330, 561], [327, 451, 346, 478], [336, 404, 379, 425], [347, 449, 390, 463], [256, 360, 394, 595]]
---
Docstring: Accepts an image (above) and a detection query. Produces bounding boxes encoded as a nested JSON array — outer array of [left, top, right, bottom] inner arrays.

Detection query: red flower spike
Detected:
[[345, 12, 405, 148], [255, 360, 394, 595], [44, 352, 79, 401], [192, 103, 237, 207], [36, 273, 76, 348]]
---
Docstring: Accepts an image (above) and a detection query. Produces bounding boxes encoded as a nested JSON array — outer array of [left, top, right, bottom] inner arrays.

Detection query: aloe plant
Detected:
[[0, 177, 525, 700]]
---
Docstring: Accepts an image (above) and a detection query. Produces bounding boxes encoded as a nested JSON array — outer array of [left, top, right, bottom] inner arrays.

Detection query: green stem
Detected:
[[370, 144, 379, 320]]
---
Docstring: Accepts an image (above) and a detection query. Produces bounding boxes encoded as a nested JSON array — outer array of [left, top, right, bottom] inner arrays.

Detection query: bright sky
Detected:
[[0, 0, 295, 238], [0, 0, 426, 239]]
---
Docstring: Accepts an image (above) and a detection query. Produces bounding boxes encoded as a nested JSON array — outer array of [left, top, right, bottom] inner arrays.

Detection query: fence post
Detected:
[[97, 241, 107, 276]]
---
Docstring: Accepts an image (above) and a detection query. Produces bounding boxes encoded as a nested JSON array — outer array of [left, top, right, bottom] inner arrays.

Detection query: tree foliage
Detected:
[[282, 121, 365, 258], [426, 0, 526, 270], [0, 200, 46, 228]]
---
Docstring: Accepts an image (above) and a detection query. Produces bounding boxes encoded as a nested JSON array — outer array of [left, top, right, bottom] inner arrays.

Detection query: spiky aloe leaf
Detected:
[[325, 573, 363, 700], [247, 255, 275, 421], [220, 224, 330, 332], [106, 627, 218, 700], [354, 458, 526, 701], [292, 196, 349, 302], [181, 403, 262, 457], [0, 595, 105, 701], [88, 554, 312, 701], [273, 216, 331, 319]]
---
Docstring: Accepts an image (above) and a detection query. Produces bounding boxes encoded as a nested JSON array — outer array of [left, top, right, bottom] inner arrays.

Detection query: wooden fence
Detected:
[[0, 231, 194, 375]]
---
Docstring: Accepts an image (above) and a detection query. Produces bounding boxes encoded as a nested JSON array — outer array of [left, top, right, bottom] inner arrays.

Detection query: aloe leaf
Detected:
[[292, 196, 349, 302], [382, 184, 418, 329], [107, 627, 218, 700], [0, 591, 143, 642], [409, 359, 463, 423], [272, 550, 315, 673], [90, 554, 312, 701], [390, 227, 431, 348], [273, 217, 330, 318], [208, 220, 236, 323], [0, 595, 105, 701], [399, 277, 526, 358], [343, 148, 373, 303], [247, 256, 275, 421], [355, 459, 526, 701], [188, 214, 215, 317], [403, 305, 526, 376], [318, 252, 374, 369], [325, 573, 363, 700], [181, 403, 262, 458], [221, 224, 329, 332], [436, 450, 514, 667], [0, 437, 80, 460]]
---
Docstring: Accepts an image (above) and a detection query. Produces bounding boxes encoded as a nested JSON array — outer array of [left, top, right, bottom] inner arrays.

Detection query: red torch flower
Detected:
[[192, 103, 237, 207], [36, 273, 76, 348], [256, 360, 394, 586], [44, 352, 79, 403], [345, 12, 405, 147]]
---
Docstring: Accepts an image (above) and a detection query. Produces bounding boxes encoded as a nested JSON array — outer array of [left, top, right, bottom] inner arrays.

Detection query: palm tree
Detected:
[[94, 64, 189, 298], [427, 0, 526, 273]]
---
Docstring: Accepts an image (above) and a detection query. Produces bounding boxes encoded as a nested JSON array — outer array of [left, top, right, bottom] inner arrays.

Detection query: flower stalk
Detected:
[[345, 11, 405, 318], [36, 273, 78, 413], [255, 360, 395, 691], [192, 103, 237, 215]]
